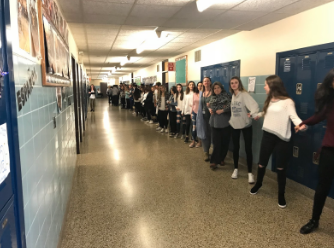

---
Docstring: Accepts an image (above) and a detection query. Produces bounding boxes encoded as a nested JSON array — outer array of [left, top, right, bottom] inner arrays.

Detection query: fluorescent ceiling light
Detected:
[[136, 31, 169, 54], [196, 0, 220, 12]]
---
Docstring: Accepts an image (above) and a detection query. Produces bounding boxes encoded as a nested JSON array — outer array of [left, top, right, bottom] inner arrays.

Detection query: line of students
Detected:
[[117, 70, 334, 235]]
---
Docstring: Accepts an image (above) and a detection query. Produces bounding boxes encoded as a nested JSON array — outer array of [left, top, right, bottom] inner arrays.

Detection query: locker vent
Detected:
[[195, 50, 201, 62], [231, 67, 236, 77], [302, 58, 310, 70], [284, 60, 291, 72], [224, 68, 227, 77], [325, 55, 334, 68]]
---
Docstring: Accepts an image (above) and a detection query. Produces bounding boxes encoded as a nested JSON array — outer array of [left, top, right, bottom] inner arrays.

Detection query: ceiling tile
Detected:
[[235, 12, 292, 30], [88, 0, 136, 3], [275, 0, 333, 14], [200, 10, 268, 29], [83, 2, 133, 16], [63, 13, 83, 23], [171, 37, 202, 43], [173, 1, 225, 20], [83, 15, 127, 25], [163, 19, 204, 29], [233, 0, 299, 12], [124, 17, 168, 26], [136, 0, 192, 6], [204, 29, 241, 39], [57, 0, 80, 15], [210, 0, 246, 9], [130, 5, 182, 18]]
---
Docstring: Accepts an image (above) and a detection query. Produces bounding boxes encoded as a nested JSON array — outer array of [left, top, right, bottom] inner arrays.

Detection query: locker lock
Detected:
[[2, 218, 8, 229]]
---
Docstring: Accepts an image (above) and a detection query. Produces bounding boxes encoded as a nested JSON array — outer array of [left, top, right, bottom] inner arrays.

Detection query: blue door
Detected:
[[277, 46, 334, 198]]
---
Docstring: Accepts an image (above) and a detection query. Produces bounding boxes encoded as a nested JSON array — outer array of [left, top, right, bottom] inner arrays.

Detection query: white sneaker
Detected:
[[248, 173, 255, 184], [145, 120, 150, 123], [160, 128, 164, 133], [231, 169, 238, 179], [156, 127, 161, 131], [156, 123, 159, 126], [165, 129, 168, 133], [149, 120, 154, 124]]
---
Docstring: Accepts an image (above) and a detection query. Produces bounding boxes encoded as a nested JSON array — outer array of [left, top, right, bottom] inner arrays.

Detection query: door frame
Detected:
[[71, 56, 80, 154], [1, 0, 26, 246]]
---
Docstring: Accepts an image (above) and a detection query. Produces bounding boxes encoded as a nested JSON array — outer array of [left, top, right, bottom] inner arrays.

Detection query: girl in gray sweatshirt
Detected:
[[229, 77, 259, 184]]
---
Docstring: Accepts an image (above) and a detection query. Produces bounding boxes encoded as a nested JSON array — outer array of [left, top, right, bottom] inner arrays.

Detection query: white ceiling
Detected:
[[57, 0, 333, 79]]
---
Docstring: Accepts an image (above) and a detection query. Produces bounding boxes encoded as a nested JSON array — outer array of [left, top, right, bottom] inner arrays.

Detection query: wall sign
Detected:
[[168, 62, 175, 71], [16, 68, 37, 111]]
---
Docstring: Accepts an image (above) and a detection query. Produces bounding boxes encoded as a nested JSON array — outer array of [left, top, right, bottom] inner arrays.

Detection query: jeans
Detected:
[[126, 99, 131, 109], [191, 111, 197, 141], [176, 111, 182, 133], [182, 114, 191, 137], [158, 110, 168, 129], [202, 118, 212, 153], [89, 98, 95, 111], [312, 147, 334, 221], [169, 111, 177, 133], [135, 102, 141, 114], [210, 126, 231, 164], [232, 126, 253, 172], [108, 95, 112, 104], [121, 98, 125, 108]]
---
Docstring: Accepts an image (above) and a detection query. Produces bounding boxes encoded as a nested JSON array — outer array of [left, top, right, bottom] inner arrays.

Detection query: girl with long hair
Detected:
[[208, 82, 232, 170], [125, 85, 131, 109], [182, 81, 195, 143], [197, 77, 213, 161], [133, 85, 142, 116], [88, 84, 96, 112], [174, 84, 184, 138], [168, 86, 178, 137], [144, 85, 154, 123], [120, 84, 126, 109], [189, 82, 202, 148], [250, 75, 304, 209], [298, 69, 334, 234], [156, 85, 170, 133], [229, 77, 259, 183]]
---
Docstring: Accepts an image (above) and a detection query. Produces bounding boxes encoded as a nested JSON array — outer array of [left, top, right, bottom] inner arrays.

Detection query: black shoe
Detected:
[[278, 193, 286, 208], [210, 164, 217, 170], [250, 183, 262, 195], [184, 137, 189, 143], [91, 109, 93, 112], [300, 219, 319, 234]]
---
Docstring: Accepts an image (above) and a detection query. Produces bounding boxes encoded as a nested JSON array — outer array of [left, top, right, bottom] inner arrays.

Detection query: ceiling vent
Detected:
[[195, 50, 201, 62]]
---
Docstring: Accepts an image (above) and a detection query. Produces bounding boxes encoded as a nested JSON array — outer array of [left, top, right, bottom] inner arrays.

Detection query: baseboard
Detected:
[[227, 151, 334, 211]]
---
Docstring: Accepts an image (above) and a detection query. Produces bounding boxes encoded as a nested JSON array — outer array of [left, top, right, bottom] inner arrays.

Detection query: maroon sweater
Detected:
[[301, 101, 334, 148]]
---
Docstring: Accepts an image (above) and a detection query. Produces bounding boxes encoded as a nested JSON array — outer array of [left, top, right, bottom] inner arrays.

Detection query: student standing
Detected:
[[298, 69, 334, 234], [174, 84, 184, 138], [182, 81, 195, 143], [144, 85, 154, 124], [125, 85, 131, 109], [156, 85, 169, 133], [168, 86, 178, 137], [120, 85, 126, 109], [112, 85, 119, 106], [208, 82, 232, 170], [250, 75, 304, 209], [133, 85, 142, 116], [88, 84, 96, 112], [197, 77, 213, 161], [189, 83, 201, 148], [229, 77, 259, 183]]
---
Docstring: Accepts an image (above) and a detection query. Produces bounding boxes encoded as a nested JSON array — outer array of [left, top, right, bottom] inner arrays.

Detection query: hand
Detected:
[[154, 104, 157, 107], [206, 103, 210, 107], [247, 113, 251, 118], [209, 108, 214, 115], [176, 107, 180, 111], [295, 124, 306, 133], [216, 109, 224, 115], [254, 116, 260, 121]]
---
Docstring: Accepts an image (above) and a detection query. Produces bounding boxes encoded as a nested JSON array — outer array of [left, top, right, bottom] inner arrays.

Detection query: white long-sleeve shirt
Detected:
[[229, 91, 259, 129], [259, 99, 302, 141], [176, 94, 184, 113], [182, 91, 194, 115]]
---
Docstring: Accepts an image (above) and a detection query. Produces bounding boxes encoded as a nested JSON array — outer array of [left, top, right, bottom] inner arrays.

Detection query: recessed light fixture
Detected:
[[136, 28, 169, 54], [196, 0, 220, 12]]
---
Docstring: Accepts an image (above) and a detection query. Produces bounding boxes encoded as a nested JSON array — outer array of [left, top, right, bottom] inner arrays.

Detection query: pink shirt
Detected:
[[192, 93, 200, 114]]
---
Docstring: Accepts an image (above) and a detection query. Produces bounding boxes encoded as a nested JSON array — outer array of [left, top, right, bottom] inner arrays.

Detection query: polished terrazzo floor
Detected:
[[60, 99, 334, 248]]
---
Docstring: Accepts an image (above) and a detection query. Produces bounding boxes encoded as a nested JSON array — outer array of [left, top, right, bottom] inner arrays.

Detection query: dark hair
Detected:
[[186, 81, 195, 94], [145, 85, 152, 93], [134, 88, 141, 100], [197, 81, 204, 91], [211, 82, 226, 96], [156, 82, 161, 87], [176, 84, 184, 101], [263, 75, 290, 115], [314, 69, 334, 113], [170, 86, 177, 95], [229, 76, 245, 94]]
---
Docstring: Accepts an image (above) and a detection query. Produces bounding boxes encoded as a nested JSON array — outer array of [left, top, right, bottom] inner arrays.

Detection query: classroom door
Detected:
[[277, 47, 334, 198]]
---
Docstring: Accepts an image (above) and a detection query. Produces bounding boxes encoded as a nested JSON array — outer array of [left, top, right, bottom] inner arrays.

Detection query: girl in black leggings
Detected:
[[298, 69, 334, 234], [250, 75, 303, 209], [182, 81, 195, 143]]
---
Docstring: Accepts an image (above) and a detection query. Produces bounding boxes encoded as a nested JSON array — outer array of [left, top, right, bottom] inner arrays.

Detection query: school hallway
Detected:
[[59, 99, 334, 248]]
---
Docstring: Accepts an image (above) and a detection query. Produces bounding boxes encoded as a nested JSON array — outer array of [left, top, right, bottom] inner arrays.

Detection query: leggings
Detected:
[[232, 126, 253, 172], [312, 147, 334, 221], [211, 126, 231, 164], [145, 105, 152, 120], [134, 102, 141, 114], [126, 99, 131, 109], [182, 114, 191, 136], [202, 118, 212, 153], [176, 111, 182, 133], [89, 98, 95, 110], [191, 111, 198, 141], [121, 98, 125, 108], [141, 105, 146, 117], [109, 95, 112, 104], [169, 111, 177, 133], [158, 110, 168, 129]]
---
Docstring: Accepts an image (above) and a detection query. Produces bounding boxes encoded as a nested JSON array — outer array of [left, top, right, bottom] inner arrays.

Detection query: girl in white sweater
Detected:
[[250, 75, 303, 209], [182, 81, 195, 143], [174, 84, 184, 139], [229, 77, 259, 183]]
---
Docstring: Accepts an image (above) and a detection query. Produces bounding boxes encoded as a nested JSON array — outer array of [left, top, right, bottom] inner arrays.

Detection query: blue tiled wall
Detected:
[[13, 55, 77, 248], [240, 75, 272, 169]]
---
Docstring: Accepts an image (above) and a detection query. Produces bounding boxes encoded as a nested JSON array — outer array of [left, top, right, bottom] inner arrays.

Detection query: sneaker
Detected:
[[278, 193, 287, 209], [160, 128, 165, 133], [149, 120, 154, 124], [196, 141, 202, 148], [156, 127, 161, 131], [250, 183, 262, 195], [189, 141, 196, 148], [184, 137, 189, 143], [169, 133, 175, 137], [248, 173, 255, 184], [181, 135, 185, 139], [145, 120, 150, 123], [156, 123, 159, 127], [165, 129, 168, 133], [204, 152, 210, 162], [300, 219, 319, 234], [174, 133, 179, 139], [210, 164, 217, 170], [231, 169, 238, 179]]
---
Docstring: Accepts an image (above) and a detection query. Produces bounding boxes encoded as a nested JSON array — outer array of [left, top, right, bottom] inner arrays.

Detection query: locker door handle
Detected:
[[2, 218, 8, 229]]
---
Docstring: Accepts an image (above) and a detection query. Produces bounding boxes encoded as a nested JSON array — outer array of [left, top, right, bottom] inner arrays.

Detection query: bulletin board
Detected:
[[175, 55, 187, 86], [134, 76, 141, 86]]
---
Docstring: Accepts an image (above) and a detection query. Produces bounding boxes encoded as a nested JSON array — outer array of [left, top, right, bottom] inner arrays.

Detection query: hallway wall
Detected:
[[9, 0, 81, 247]]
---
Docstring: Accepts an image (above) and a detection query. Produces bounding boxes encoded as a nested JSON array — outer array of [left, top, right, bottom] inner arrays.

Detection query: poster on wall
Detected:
[[18, 0, 31, 53], [29, 0, 40, 58], [43, 17, 55, 73], [0, 123, 10, 185]]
